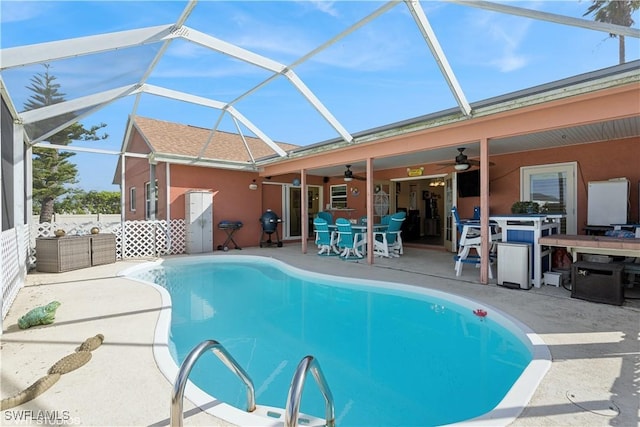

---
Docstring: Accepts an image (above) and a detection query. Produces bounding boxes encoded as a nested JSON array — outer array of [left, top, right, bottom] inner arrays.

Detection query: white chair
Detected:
[[452, 206, 501, 277], [373, 212, 405, 257]]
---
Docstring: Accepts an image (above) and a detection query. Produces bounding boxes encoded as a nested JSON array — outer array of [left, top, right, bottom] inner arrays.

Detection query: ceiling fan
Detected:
[[343, 165, 366, 181], [437, 148, 493, 171]]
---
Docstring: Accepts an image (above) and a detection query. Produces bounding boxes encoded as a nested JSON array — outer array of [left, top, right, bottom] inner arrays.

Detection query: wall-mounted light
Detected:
[[292, 178, 300, 186], [249, 180, 258, 190]]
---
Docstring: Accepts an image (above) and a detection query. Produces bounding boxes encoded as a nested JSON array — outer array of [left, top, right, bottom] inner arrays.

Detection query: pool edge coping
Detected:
[[119, 254, 552, 427]]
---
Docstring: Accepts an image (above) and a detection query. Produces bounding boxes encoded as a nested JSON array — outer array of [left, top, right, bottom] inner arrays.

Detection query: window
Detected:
[[145, 180, 158, 219], [330, 184, 347, 209], [129, 187, 136, 212], [521, 162, 576, 234]]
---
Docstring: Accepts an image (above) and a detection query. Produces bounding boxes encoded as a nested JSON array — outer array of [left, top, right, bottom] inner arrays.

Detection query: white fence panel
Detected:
[[2, 225, 29, 320], [32, 219, 186, 260]]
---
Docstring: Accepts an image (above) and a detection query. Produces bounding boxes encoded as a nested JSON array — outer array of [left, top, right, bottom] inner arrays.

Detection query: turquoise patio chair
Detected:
[[313, 217, 339, 256], [373, 212, 405, 257], [335, 218, 365, 260], [316, 211, 334, 225]]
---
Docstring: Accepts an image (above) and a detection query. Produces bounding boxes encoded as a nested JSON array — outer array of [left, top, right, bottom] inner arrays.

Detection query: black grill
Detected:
[[259, 209, 283, 247]]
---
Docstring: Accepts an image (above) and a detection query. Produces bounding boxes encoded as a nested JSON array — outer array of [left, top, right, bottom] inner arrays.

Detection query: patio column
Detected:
[[479, 137, 490, 284], [301, 169, 308, 254], [366, 157, 374, 265]]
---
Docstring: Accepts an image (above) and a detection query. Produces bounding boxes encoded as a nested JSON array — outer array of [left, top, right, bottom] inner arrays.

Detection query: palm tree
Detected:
[[583, 0, 640, 64]]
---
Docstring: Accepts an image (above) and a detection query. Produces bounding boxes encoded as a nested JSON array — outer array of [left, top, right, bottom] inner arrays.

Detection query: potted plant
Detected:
[[511, 201, 540, 214]]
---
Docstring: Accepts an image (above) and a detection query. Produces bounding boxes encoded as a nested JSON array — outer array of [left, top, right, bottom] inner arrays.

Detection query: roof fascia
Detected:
[[355, 67, 640, 143], [259, 64, 639, 163], [0, 25, 178, 70], [449, 0, 640, 39], [404, 1, 472, 116], [151, 153, 258, 170], [130, 119, 157, 156]]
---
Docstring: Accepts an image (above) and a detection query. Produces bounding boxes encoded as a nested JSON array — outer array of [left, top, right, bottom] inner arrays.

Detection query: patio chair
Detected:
[[373, 212, 406, 258], [451, 206, 501, 277], [335, 218, 365, 260], [313, 217, 339, 256], [316, 211, 334, 225]]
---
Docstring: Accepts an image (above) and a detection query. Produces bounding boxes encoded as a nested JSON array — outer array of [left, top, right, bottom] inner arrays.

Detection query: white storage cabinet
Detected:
[[185, 190, 213, 254]]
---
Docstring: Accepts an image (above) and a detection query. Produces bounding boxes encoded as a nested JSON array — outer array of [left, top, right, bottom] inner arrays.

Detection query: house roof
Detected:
[[133, 116, 298, 163]]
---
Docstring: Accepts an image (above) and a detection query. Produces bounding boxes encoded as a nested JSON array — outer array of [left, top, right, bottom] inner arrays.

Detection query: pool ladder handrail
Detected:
[[170, 339, 256, 427], [285, 355, 336, 427]]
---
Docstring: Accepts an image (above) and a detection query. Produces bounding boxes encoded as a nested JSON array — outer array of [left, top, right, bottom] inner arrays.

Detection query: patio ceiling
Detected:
[[1, 0, 639, 175]]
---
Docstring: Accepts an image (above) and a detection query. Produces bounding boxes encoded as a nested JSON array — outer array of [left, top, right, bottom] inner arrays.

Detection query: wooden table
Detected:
[[538, 234, 640, 262]]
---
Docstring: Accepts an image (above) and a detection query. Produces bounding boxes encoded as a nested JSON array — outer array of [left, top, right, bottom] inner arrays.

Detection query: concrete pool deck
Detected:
[[1, 245, 638, 426]]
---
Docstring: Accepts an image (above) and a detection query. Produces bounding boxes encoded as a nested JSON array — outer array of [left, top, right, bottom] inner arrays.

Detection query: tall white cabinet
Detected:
[[185, 190, 213, 254]]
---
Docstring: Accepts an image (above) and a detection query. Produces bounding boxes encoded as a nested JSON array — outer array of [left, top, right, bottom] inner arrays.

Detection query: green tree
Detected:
[[56, 190, 121, 214], [26, 64, 108, 222], [583, 0, 640, 64]]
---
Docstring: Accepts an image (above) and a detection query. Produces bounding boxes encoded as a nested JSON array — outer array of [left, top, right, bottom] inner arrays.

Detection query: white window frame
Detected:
[[330, 184, 347, 209], [145, 180, 158, 220], [129, 187, 136, 212], [521, 162, 577, 234]]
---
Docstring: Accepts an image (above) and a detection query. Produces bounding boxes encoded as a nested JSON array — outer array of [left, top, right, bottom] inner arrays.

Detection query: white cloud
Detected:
[[0, 1, 48, 23], [464, 8, 533, 72], [297, 0, 340, 18]]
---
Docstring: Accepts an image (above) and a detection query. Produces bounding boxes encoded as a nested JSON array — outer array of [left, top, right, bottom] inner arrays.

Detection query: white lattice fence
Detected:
[[32, 219, 186, 260], [2, 224, 29, 320], [122, 220, 185, 258]]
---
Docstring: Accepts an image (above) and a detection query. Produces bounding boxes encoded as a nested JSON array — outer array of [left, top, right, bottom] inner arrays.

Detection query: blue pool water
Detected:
[[130, 256, 535, 426]]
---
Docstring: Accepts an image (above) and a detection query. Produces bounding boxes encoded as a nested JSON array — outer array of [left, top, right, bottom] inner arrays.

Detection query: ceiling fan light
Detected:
[[454, 163, 470, 171], [343, 176, 353, 182]]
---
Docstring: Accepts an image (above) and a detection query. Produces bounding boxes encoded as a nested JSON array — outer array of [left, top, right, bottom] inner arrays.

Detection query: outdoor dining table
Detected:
[[327, 223, 388, 257]]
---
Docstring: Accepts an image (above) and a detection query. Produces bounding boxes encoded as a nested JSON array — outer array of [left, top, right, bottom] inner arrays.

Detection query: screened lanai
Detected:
[[2, 0, 639, 171], [1, 1, 639, 283]]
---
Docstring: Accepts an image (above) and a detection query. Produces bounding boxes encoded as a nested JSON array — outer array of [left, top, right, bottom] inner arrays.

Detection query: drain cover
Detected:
[[566, 391, 620, 417]]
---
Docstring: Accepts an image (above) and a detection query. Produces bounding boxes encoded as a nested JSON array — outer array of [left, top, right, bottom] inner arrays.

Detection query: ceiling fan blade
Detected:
[[354, 175, 367, 181], [467, 159, 481, 166]]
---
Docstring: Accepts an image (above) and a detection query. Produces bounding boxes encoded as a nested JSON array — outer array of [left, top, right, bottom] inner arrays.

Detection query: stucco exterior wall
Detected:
[[372, 137, 639, 228]]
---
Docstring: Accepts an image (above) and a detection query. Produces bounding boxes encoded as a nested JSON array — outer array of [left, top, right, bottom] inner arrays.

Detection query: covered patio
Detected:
[[1, 246, 638, 426]]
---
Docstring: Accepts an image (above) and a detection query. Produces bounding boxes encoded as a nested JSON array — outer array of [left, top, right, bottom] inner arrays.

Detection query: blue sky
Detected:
[[2, 1, 639, 192]]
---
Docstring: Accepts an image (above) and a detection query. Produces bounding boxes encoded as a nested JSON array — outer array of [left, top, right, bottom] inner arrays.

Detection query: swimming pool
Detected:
[[124, 255, 550, 426]]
